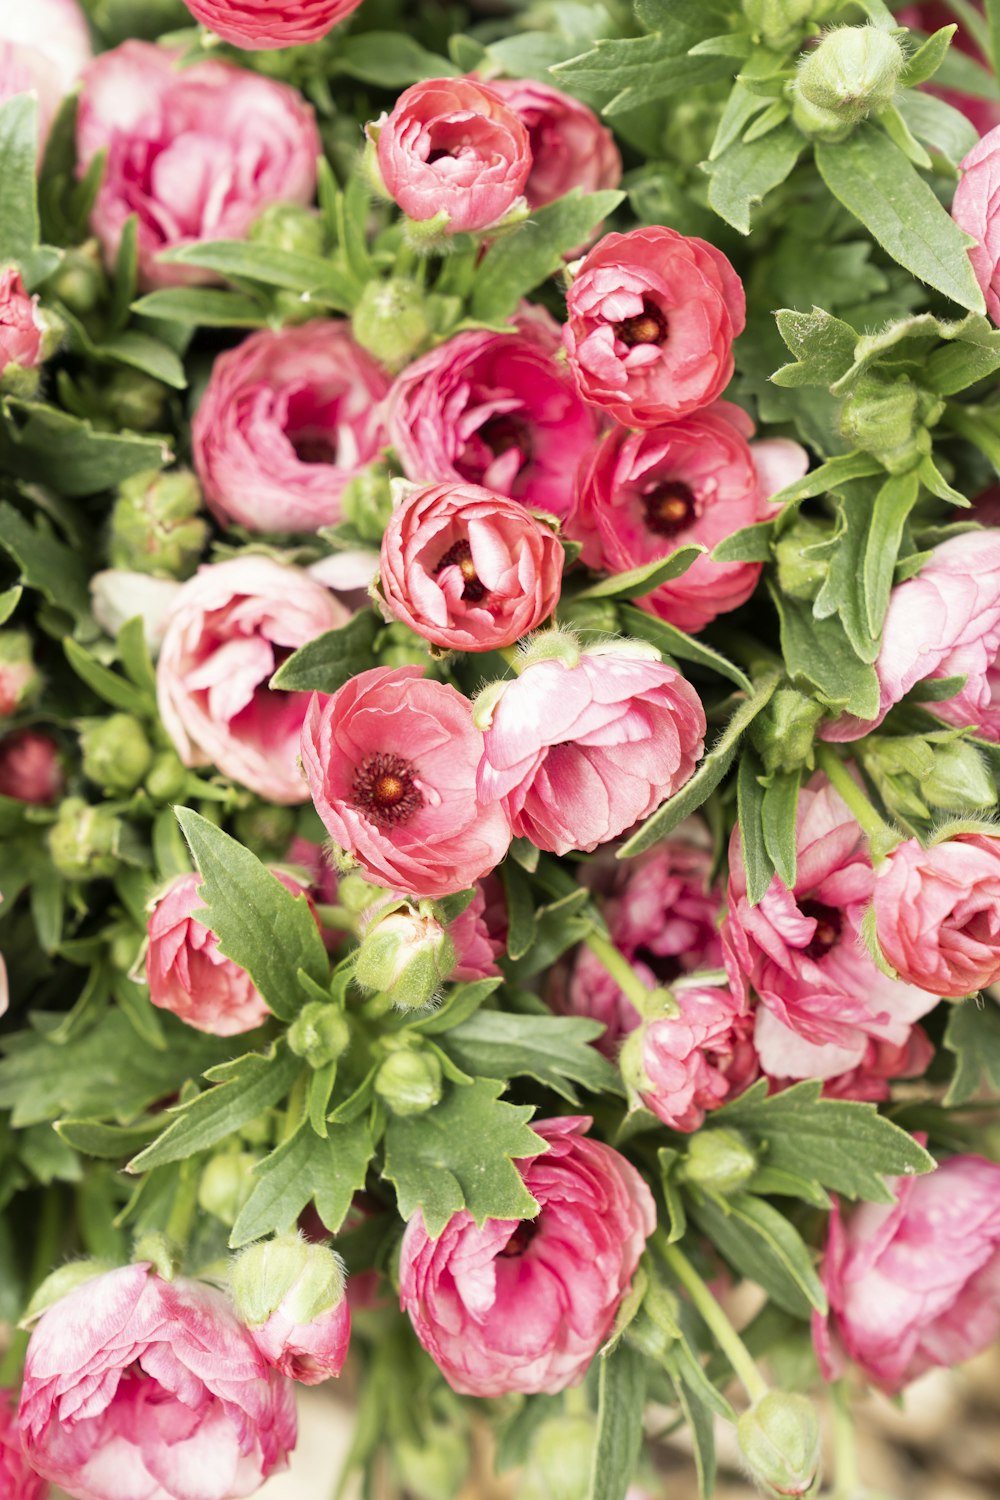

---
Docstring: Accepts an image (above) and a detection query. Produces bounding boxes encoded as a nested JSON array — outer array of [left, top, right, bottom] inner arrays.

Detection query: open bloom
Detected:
[[0, 269, 43, 375], [0, 1391, 44, 1500], [399, 1117, 654, 1396], [193, 322, 390, 535], [181, 0, 362, 48], [621, 984, 758, 1132], [488, 79, 621, 210], [874, 833, 1000, 997], [563, 226, 746, 427], [19, 1263, 296, 1500], [569, 403, 808, 633], [814, 1154, 1000, 1392], [768, 1027, 935, 1104], [77, 42, 319, 287], [0, 0, 91, 146], [953, 123, 1000, 325], [157, 556, 350, 805], [302, 665, 511, 899]]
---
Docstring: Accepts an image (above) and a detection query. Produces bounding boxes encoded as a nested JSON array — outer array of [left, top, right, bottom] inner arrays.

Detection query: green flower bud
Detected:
[[230, 1231, 346, 1329], [198, 1150, 257, 1227], [249, 202, 326, 258], [743, 0, 815, 51], [520, 1416, 595, 1500], [774, 518, 833, 603], [104, 370, 169, 432], [352, 278, 434, 374], [109, 922, 143, 974], [374, 619, 432, 668], [337, 872, 389, 915], [48, 797, 123, 880], [232, 804, 298, 860], [48, 240, 106, 315], [356, 909, 455, 1009], [374, 1046, 444, 1116], [749, 689, 825, 776], [681, 1128, 758, 1195], [109, 468, 208, 580], [797, 25, 906, 125], [287, 1001, 351, 1069], [145, 749, 188, 803], [839, 375, 942, 475], [341, 463, 395, 545], [860, 734, 998, 822], [0, 629, 41, 716], [556, 596, 621, 639], [394, 1426, 469, 1500], [790, 91, 855, 144], [923, 740, 998, 812], [80, 713, 153, 794], [737, 1392, 822, 1499]]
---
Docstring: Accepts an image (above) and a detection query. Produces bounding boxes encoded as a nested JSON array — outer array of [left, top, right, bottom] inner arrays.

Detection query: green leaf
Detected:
[[687, 1193, 826, 1319], [712, 522, 775, 563], [501, 861, 536, 961], [767, 452, 883, 506], [64, 639, 151, 715], [470, 190, 625, 323], [761, 768, 801, 890], [988, 0, 1000, 82], [0, 503, 91, 619], [0, 400, 170, 498], [0, 95, 59, 289], [441, 1012, 622, 1104], [158, 241, 358, 310], [383, 1078, 544, 1235], [332, 31, 458, 86], [270, 609, 379, 692], [55, 1118, 159, 1159], [771, 307, 858, 389], [814, 485, 880, 663], [897, 90, 979, 169], [0, 585, 20, 626], [554, 36, 733, 117], [737, 749, 775, 906], [575, 544, 704, 602], [130, 288, 270, 327], [704, 124, 803, 234], [814, 126, 985, 313], [864, 470, 921, 638], [670, 1368, 716, 1500], [769, 587, 880, 719], [586, 1342, 647, 1500], [924, 332, 1000, 395], [943, 996, 1000, 1105], [229, 1116, 374, 1247], [175, 809, 329, 1022], [900, 24, 956, 87], [618, 606, 752, 692]]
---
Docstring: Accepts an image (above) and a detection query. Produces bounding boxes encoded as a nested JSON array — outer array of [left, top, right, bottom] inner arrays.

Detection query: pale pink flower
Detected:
[[0, 0, 91, 147], [623, 984, 759, 1132], [0, 730, 62, 804], [0, 1390, 45, 1500], [954, 122, 1000, 324], [0, 269, 43, 373], [488, 78, 621, 210], [181, 0, 362, 48]]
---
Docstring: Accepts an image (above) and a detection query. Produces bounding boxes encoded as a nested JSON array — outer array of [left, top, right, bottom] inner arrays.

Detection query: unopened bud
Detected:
[[521, 1416, 594, 1500], [48, 240, 105, 315], [394, 1425, 470, 1500], [737, 1392, 821, 1499], [0, 630, 41, 716], [104, 370, 169, 432], [374, 1046, 443, 1116], [374, 619, 433, 668], [109, 468, 208, 579], [288, 1001, 351, 1069], [0, 729, 63, 804], [839, 375, 941, 475], [750, 689, 824, 776], [198, 1150, 257, 1227], [80, 713, 153, 794], [231, 1231, 350, 1383], [48, 798, 123, 879], [352, 278, 434, 374], [337, 872, 389, 915], [146, 749, 188, 802], [924, 740, 997, 812], [342, 463, 395, 545], [774, 518, 832, 602], [743, 0, 816, 51], [249, 202, 326, 258], [355, 909, 455, 1009], [681, 1128, 758, 1196], [797, 25, 905, 125]]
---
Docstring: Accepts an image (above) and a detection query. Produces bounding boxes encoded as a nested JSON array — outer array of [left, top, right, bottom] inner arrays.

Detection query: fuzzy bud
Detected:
[[48, 798, 123, 880], [287, 1001, 351, 1069], [354, 910, 455, 1009], [520, 1416, 595, 1500], [48, 240, 106, 316], [737, 1392, 821, 1498], [0, 630, 41, 716], [109, 468, 208, 580], [743, 0, 817, 50], [839, 375, 942, 474], [80, 713, 153, 794], [393, 1425, 470, 1500], [198, 1151, 257, 1228], [750, 689, 825, 776], [231, 1232, 350, 1385], [352, 278, 434, 374], [232, 805, 298, 860], [145, 749, 188, 802], [797, 26, 906, 125], [681, 1128, 758, 1196], [860, 734, 997, 822], [374, 1046, 444, 1116], [104, 370, 169, 432], [341, 463, 396, 545], [249, 202, 326, 258], [774, 518, 832, 602]]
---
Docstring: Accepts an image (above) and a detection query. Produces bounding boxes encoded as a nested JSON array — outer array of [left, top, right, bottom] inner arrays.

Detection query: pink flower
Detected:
[[385, 319, 599, 520], [622, 984, 758, 1132], [301, 666, 511, 899], [19, 1263, 297, 1500], [0, 730, 63, 804], [157, 556, 350, 805], [811, 1027, 934, 1103], [448, 879, 506, 981], [0, 0, 91, 147], [562, 226, 746, 427], [399, 1116, 654, 1396], [873, 833, 1000, 998], [379, 481, 564, 652], [147, 868, 315, 1035], [0, 1391, 45, 1500], [954, 124, 1000, 324], [0, 269, 43, 373], [193, 322, 390, 535], [372, 78, 531, 235], [568, 403, 808, 633], [477, 641, 706, 856], [252, 1300, 350, 1387], [723, 774, 938, 1079], [814, 1154, 1000, 1393], [77, 42, 319, 288], [488, 79, 621, 210], [181, 0, 362, 48]]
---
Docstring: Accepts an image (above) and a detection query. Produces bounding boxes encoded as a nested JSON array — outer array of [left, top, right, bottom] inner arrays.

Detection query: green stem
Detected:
[[281, 1069, 309, 1143], [814, 745, 897, 849], [165, 1160, 200, 1249], [660, 1239, 768, 1405], [0, 1187, 64, 1384], [830, 1381, 861, 1499], [584, 931, 678, 1019]]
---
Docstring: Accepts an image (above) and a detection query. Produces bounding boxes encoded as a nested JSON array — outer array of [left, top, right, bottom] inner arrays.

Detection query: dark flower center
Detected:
[[614, 299, 669, 349], [290, 431, 339, 465], [481, 413, 532, 465], [351, 752, 423, 829], [799, 899, 843, 961], [426, 148, 452, 164], [434, 539, 488, 604], [633, 946, 683, 985], [642, 482, 697, 538], [498, 1220, 539, 1258]]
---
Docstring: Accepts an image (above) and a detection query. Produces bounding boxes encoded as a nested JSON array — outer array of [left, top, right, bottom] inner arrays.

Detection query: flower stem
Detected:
[[814, 745, 897, 851], [165, 1160, 200, 1249], [659, 1239, 768, 1404], [830, 1381, 862, 1498], [0, 1187, 63, 1384], [584, 931, 677, 1018]]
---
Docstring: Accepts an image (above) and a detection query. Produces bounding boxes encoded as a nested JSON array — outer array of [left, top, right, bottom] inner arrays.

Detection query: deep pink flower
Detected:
[[399, 1117, 654, 1396], [477, 642, 705, 856], [568, 403, 808, 633], [562, 226, 746, 427], [954, 123, 1000, 324], [449, 879, 506, 981], [0, 1390, 45, 1500], [181, 0, 362, 48], [373, 78, 531, 235], [814, 1154, 1000, 1392], [0, 730, 63, 804], [622, 984, 759, 1132], [385, 318, 599, 521], [19, 1263, 297, 1500], [157, 556, 350, 805], [0, 269, 43, 373], [379, 481, 564, 651], [811, 1027, 934, 1103], [0, 0, 91, 146], [488, 79, 621, 210], [77, 42, 319, 288], [301, 666, 511, 899], [723, 774, 938, 1079]]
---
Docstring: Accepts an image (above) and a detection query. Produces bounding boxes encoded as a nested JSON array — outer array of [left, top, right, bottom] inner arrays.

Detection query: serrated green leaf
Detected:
[[771, 307, 859, 388], [704, 124, 803, 234], [271, 610, 380, 692], [618, 605, 752, 692], [943, 996, 1000, 1105], [0, 400, 170, 498], [470, 190, 625, 323], [712, 521, 775, 563], [769, 586, 880, 719], [737, 749, 774, 906], [441, 1012, 622, 1104], [687, 1192, 826, 1319], [0, 502, 91, 618], [575, 544, 704, 602], [586, 1342, 646, 1500], [229, 1116, 373, 1247]]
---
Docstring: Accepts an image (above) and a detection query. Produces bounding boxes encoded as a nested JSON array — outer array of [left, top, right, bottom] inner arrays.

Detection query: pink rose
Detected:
[[0, 730, 63, 804], [301, 665, 512, 899], [399, 1116, 654, 1396], [568, 403, 808, 633], [77, 42, 319, 288], [723, 774, 938, 1079], [874, 833, 1000, 997], [488, 78, 621, 210], [477, 641, 706, 856], [385, 319, 599, 520], [19, 1263, 296, 1500], [562, 226, 746, 427], [373, 78, 531, 235], [157, 556, 350, 805], [449, 879, 506, 981], [0, 0, 91, 146], [622, 984, 758, 1132], [181, 0, 362, 48], [0, 269, 43, 373], [954, 123, 1000, 324], [814, 1154, 1000, 1392], [193, 322, 389, 535], [0, 1391, 45, 1500], [379, 481, 564, 651]]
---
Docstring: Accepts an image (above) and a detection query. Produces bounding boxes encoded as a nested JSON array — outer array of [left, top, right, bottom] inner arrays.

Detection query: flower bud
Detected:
[[839, 375, 941, 475], [743, 0, 815, 50], [48, 240, 106, 316], [287, 1001, 351, 1069], [341, 463, 395, 545], [352, 278, 434, 374], [0, 630, 41, 716], [198, 1150, 257, 1227], [737, 1392, 821, 1498], [774, 518, 832, 602], [145, 749, 188, 802], [520, 1416, 595, 1500], [790, 91, 855, 144], [355, 909, 456, 1009], [393, 1425, 470, 1500], [860, 734, 997, 822], [337, 872, 389, 915], [374, 619, 433, 668], [797, 26, 906, 126], [924, 740, 998, 812], [80, 713, 153, 794], [556, 596, 622, 639], [231, 1232, 350, 1384], [0, 729, 63, 804], [109, 468, 208, 580], [232, 804, 298, 860], [48, 798, 123, 880], [104, 370, 169, 432], [249, 202, 326, 258], [749, 689, 824, 776], [681, 1128, 758, 1196], [374, 1046, 444, 1116]]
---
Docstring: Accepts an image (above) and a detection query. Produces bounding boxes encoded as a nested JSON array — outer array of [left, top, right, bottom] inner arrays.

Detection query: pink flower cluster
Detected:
[[181, 0, 363, 48]]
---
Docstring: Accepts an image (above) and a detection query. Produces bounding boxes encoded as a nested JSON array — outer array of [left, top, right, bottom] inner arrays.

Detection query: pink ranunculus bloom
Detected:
[[157, 556, 350, 805], [399, 1116, 655, 1396], [568, 403, 809, 634], [193, 322, 390, 535], [181, 0, 362, 48], [372, 77, 531, 235], [251, 1294, 350, 1387], [0, 1390, 45, 1500], [0, 0, 92, 147], [624, 984, 759, 1132], [76, 42, 319, 289], [873, 833, 1000, 998], [723, 773, 939, 1080], [0, 269, 43, 374], [385, 316, 599, 522], [562, 226, 746, 428], [487, 78, 622, 210], [379, 481, 564, 652], [301, 665, 512, 899], [954, 124, 1000, 325], [448, 878, 506, 981], [19, 1263, 297, 1500], [812, 1026, 935, 1103], [0, 730, 63, 804], [477, 642, 706, 856], [813, 1154, 1000, 1393]]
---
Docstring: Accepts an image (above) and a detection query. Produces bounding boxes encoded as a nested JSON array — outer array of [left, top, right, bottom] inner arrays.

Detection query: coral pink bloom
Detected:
[[193, 322, 389, 535], [477, 642, 705, 856], [563, 226, 746, 427], [814, 1154, 1000, 1393], [0, 730, 62, 804], [622, 984, 759, 1132], [0, 0, 91, 146], [954, 124, 1000, 324], [373, 78, 531, 234], [250, 1296, 350, 1387], [488, 78, 621, 210], [723, 774, 938, 1080], [874, 833, 1000, 998], [386, 318, 598, 521], [449, 879, 506, 981], [19, 1264, 296, 1500], [379, 482, 564, 652], [157, 556, 350, 805], [810, 1027, 934, 1104], [399, 1117, 654, 1396], [0, 269, 43, 373], [77, 42, 319, 288], [569, 403, 808, 634], [302, 666, 511, 899], [181, 0, 362, 48], [0, 1390, 45, 1500]]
